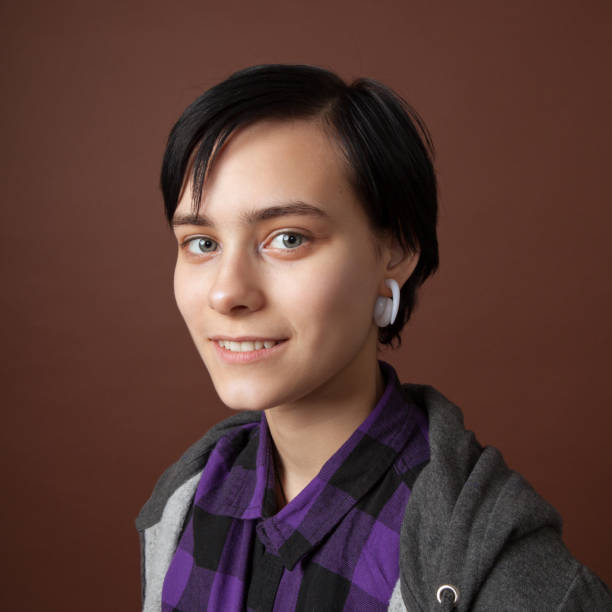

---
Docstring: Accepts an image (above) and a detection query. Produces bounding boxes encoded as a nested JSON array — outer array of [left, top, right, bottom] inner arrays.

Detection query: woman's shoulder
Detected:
[[135, 410, 261, 532], [398, 381, 612, 610]]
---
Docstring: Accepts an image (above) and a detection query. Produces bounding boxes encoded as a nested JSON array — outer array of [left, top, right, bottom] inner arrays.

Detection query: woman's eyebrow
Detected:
[[171, 200, 330, 228]]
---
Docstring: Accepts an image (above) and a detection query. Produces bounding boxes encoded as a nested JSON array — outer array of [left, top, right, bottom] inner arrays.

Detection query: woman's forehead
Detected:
[[174, 119, 361, 225]]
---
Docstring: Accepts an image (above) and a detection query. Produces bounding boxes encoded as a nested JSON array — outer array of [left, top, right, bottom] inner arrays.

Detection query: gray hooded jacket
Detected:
[[135, 383, 612, 611]]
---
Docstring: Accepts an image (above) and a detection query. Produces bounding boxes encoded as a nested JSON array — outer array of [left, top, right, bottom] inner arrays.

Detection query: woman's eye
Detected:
[[268, 232, 307, 250], [184, 237, 218, 255]]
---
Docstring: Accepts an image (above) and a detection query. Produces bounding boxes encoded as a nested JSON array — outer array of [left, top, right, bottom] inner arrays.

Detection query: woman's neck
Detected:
[[265, 356, 385, 505]]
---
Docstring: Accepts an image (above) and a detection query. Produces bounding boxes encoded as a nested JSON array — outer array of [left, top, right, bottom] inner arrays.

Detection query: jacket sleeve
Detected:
[[557, 564, 612, 611], [471, 525, 612, 611]]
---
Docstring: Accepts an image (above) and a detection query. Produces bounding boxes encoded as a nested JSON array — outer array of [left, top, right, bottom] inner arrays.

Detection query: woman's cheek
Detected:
[[174, 264, 205, 327], [288, 260, 370, 334]]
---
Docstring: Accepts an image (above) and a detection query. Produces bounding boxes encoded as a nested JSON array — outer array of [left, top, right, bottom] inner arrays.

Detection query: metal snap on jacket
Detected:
[[436, 584, 460, 604]]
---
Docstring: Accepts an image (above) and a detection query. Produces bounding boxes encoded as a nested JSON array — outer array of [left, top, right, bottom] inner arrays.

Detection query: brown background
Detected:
[[1, 0, 610, 608]]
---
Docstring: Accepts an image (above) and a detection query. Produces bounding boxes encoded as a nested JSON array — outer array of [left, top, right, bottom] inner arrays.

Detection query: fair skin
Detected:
[[172, 118, 419, 506]]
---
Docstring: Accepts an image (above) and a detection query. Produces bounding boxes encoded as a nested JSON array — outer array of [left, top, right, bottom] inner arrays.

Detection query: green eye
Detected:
[[186, 237, 218, 254], [269, 232, 306, 249]]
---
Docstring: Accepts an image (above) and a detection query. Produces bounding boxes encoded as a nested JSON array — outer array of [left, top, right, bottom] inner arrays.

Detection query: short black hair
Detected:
[[161, 64, 439, 349]]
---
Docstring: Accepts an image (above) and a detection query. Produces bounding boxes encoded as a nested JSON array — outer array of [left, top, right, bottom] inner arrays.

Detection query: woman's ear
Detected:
[[379, 235, 420, 295]]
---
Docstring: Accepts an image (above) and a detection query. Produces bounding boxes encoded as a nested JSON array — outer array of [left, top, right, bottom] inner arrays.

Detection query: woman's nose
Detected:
[[208, 248, 265, 315]]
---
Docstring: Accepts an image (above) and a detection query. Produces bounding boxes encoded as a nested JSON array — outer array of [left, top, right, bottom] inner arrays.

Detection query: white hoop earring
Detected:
[[374, 278, 400, 327]]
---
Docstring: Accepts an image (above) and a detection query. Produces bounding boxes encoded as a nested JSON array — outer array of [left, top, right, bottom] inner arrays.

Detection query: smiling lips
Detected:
[[212, 338, 288, 363], [214, 339, 284, 352]]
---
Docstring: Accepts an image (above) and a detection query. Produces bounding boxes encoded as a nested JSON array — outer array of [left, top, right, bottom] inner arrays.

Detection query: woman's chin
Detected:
[[215, 385, 278, 412]]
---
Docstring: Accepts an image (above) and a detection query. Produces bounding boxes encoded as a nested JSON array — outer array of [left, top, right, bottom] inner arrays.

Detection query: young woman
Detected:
[[135, 64, 611, 611]]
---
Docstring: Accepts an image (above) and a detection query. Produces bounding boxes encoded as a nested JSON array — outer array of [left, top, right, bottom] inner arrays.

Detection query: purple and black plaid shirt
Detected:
[[161, 360, 430, 611]]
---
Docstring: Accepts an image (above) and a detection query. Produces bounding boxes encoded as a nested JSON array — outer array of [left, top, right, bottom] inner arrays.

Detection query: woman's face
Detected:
[[172, 119, 389, 411]]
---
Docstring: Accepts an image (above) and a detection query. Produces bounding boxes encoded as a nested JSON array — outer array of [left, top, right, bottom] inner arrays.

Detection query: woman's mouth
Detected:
[[214, 339, 284, 351], [211, 338, 288, 363]]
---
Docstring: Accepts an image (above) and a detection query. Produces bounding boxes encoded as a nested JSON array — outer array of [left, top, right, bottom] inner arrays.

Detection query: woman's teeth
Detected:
[[216, 340, 281, 352]]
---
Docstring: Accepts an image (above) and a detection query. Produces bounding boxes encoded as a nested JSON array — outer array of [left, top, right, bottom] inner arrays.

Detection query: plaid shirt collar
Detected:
[[194, 360, 427, 571]]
